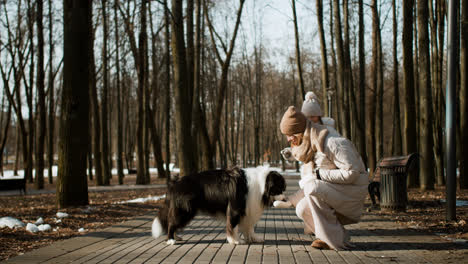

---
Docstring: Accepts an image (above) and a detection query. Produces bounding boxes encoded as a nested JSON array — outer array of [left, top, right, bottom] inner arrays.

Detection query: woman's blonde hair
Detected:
[[290, 133, 304, 147]]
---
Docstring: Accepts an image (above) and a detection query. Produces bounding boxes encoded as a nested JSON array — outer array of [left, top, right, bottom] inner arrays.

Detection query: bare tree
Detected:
[[461, 0, 468, 189], [200, 0, 245, 170], [164, 0, 171, 178], [316, 0, 329, 116], [57, 0, 91, 207], [101, 0, 111, 185], [332, 0, 349, 138], [136, 0, 149, 184], [392, 0, 402, 155], [417, 0, 435, 190], [89, 3, 104, 186], [429, 0, 444, 185], [114, 0, 124, 184], [402, 0, 418, 187], [291, 0, 305, 99], [47, 0, 55, 184], [358, 0, 367, 167], [35, 0, 46, 189]]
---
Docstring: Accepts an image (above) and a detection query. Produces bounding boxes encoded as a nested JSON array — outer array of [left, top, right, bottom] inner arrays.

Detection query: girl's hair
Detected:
[[290, 133, 304, 147]]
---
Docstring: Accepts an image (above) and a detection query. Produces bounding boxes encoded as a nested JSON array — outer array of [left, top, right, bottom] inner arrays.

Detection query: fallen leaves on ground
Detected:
[[366, 186, 468, 242], [0, 187, 166, 261]]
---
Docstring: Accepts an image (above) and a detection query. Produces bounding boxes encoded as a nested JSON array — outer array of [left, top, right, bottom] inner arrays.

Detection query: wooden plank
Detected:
[[244, 209, 266, 264], [176, 221, 224, 264], [262, 209, 279, 264], [126, 216, 210, 264], [283, 208, 312, 264], [146, 216, 213, 263], [190, 225, 226, 264], [276, 208, 296, 264], [40, 217, 152, 264]]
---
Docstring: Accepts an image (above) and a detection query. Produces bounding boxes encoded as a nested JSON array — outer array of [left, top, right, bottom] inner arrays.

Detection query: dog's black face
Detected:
[[262, 171, 286, 207]]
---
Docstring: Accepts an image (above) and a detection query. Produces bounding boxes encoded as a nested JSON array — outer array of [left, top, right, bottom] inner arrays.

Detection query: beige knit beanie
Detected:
[[301, 91, 323, 117], [280, 106, 307, 135]]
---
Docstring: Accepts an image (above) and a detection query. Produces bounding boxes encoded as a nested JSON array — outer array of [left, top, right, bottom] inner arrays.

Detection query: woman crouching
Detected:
[[279, 106, 368, 250]]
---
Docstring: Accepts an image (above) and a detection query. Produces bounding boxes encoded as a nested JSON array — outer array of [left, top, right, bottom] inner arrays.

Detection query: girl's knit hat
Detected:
[[301, 91, 323, 117]]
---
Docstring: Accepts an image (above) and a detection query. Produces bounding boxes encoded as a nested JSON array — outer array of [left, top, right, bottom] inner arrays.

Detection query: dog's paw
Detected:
[[166, 239, 176, 245], [245, 235, 264, 243], [227, 236, 240, 245], [273, 200, 293, 208]]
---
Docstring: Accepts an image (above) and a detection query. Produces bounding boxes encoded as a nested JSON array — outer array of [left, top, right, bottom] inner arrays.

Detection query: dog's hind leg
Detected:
[[226, 204, 242, 245], [166, 206, 196, 245]]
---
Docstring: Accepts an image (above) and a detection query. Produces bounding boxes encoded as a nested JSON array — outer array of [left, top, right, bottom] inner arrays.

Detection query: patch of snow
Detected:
[[26, 223, 39, 233], [81, 206, 95, 214], [38, 224, 52, 232], [1, 164, 182, 179], [78, 228, 86, 232], [439, 199, 468, 207], [53, 227, 60, 232], [35, 217, 44, 225], [56, 212, 69, 218], [0, 217, 25, 229], [115, 194, 166, 204], [54, 218, 62, 224]]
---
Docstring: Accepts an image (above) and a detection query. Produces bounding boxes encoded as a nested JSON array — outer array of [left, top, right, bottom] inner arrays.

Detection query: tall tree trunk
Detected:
[[436, 0, 445, 186], [170, 0, 197, 176], [368, 0, 379, 177], [342, 0, 353, 141], [26, 0, 35, 184], [191, 0, 202, 170], [0, 104, 12, 177], [114, 0, 124, 184], [374, 0, 384, 162], [316, 0, 329, 116], [403, 0, 418, 187], [89, 4, 103, 186], [57, 0, 91, 208], [332, 0, 349, 139], [358, 0, 367, 168], [460, 0, 468, 189], [47, 0, 55, 184], [429, 0, 444, 186], [164, 0, 171, 179], [329, 0, 339, 127], [144, 6, 151, 184], [136, 0, 149, 183], [392, 0, 402, 155], [417, 0, 435, 191], [291, 0, 305, 99], [101, 0, 111, 185], [35, 0, 46, 189]]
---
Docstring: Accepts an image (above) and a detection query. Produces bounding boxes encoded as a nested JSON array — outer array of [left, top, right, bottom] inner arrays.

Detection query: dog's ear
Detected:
[[265, 171, 286, 196]]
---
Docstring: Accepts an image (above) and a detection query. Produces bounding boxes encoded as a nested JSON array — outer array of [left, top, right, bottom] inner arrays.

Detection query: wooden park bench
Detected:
[[370, 153, 419, 212], [0, 177, 27, 194]]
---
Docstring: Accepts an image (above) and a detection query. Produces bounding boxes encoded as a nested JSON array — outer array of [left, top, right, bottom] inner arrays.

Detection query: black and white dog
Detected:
[[151, 166, 286, 245]]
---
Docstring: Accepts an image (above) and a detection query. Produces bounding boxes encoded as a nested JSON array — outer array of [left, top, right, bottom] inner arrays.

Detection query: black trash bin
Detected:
[[378, 153, 418, 212]]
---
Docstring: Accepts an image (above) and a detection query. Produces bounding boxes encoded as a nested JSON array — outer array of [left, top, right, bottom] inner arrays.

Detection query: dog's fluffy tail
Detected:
[[152, 206, 169, 239]]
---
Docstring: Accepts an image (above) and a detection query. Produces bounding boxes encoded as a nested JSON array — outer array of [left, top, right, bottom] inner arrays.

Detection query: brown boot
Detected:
[[311, 239, 331, 250]]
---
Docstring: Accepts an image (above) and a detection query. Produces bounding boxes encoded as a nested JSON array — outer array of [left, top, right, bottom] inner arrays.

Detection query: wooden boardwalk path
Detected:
[[5, 177, 468, 263]]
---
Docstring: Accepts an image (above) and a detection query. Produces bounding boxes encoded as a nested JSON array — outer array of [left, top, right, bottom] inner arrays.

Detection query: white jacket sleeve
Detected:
[[316, 138, 366, 184], [317, 168, 361, 184]]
